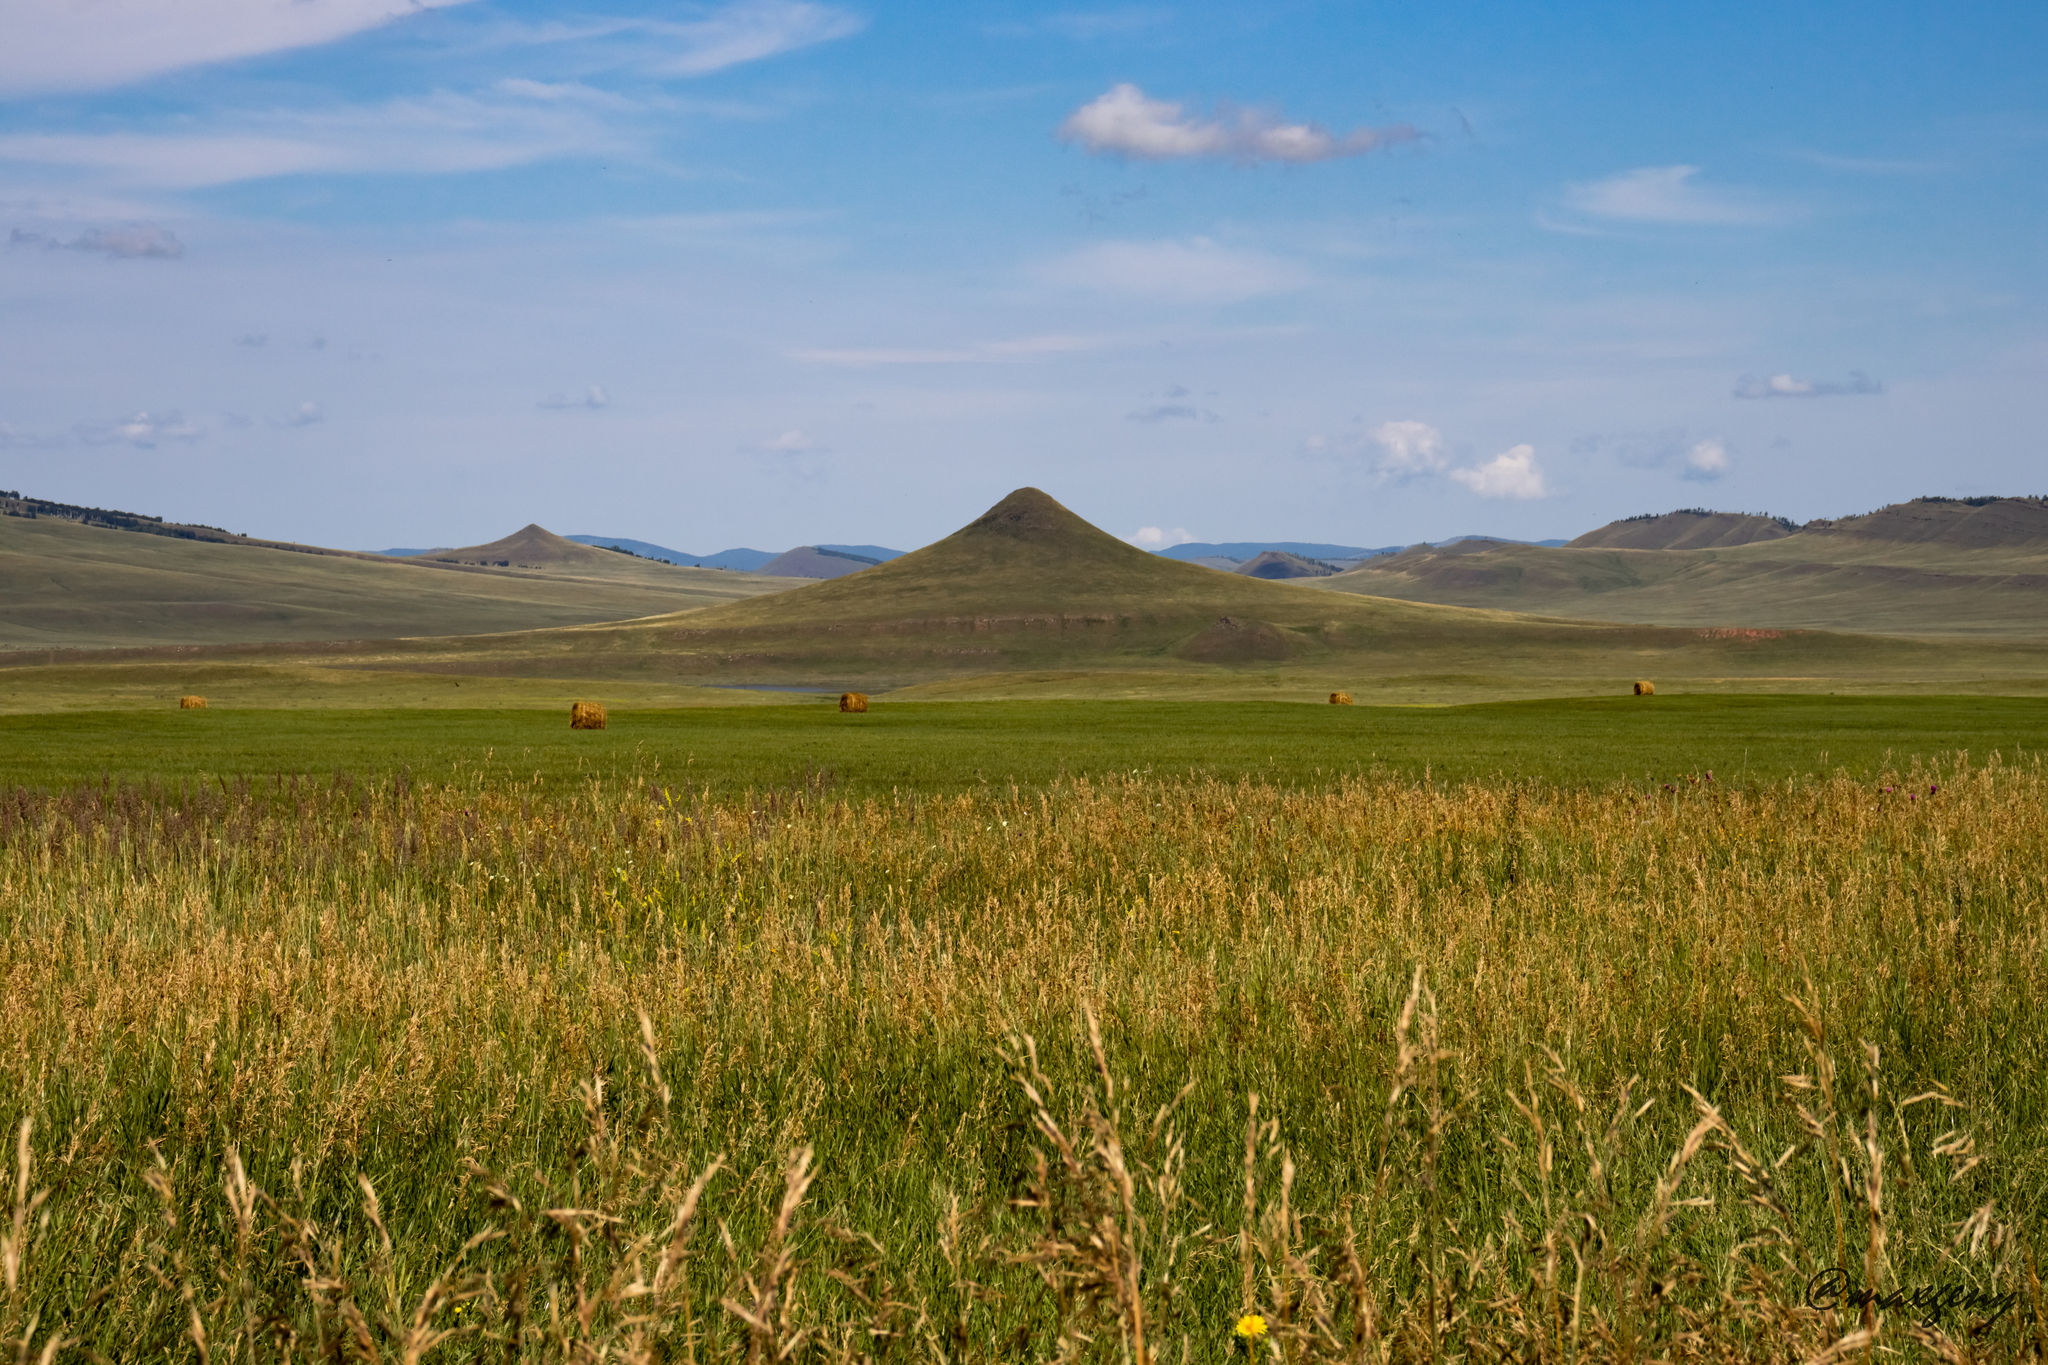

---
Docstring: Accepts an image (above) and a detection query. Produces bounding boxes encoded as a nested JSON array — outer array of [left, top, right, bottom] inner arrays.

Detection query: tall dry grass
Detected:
[[1, 753, 2043, 1358]]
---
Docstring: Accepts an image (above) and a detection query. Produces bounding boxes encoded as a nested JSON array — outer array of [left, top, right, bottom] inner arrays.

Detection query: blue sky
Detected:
[[3, 0, 2043, 553]]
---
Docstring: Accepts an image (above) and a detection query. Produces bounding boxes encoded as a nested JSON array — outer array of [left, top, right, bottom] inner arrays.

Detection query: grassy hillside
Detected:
[[0, 511, 799, 649], [1567, 508, 1794, 550], [500, 488, 2048, 689], [1319, 495, 2048, 638], [10, 487, 2048, 706]]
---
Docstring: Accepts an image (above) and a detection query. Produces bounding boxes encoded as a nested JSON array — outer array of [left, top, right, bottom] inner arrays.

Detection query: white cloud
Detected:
[[1563, 165, 1786, 225], [1059, 84, 1420, 164], [1683, 437, 1730, 481], [0, 86, 635, 189], [8, 223, 185, 258], [1042, 238, 1309, 302], [1732, 371, 1882, 399], [1368, 419, 1448, 478], [1573, 427, 1730, 481], [1450, 444, 1549, 499], [757, 429, 815, 453], [76, 411, 204, 447], [539, 385, 610, 410], [1301, 419, 1449, 483], [0, 0, 484, 97], [1126, 525, 1194, 548]]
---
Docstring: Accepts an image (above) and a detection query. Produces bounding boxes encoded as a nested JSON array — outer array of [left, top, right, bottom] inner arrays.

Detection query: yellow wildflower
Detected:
[[1234, 1314, 1268, 1346]]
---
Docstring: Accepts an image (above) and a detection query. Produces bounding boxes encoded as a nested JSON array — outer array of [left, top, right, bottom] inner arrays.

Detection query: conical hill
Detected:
[[679, 488, 1375, 626], [430, 524, 617, 569], [648, 488, 1521, 679]]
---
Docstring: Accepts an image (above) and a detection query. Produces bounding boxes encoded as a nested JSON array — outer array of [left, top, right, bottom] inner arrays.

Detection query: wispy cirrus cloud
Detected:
[[0, 1, 862, 191], [0, 0, 857, 97], [0, 84, 637, 189], [1561, 165, 1789, 226], [8, 223, 184, 257], [0, 0, 482, 97], [1059, 84, 1420, 164], [1733, 371, 1883, 398], [472, 1, 863, 79]]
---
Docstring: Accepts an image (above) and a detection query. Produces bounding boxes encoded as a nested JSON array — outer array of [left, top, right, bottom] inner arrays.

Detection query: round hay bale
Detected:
[[840, 692, 869, 713], [570, 701, 608, 730], [179, 695, 207, 709], [1329, 691, 1353, 705], [1634, 681, 1656, 696]]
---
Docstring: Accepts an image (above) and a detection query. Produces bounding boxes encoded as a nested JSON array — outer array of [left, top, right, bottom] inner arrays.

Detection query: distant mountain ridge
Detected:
[[754, 546, 876, 579], [1233, 550, 1340, 579], [1159, 536, 1566, 565], [1158, 541, 1396, 563], [566, 536, 907, 572], [565, 536, 770, 571]]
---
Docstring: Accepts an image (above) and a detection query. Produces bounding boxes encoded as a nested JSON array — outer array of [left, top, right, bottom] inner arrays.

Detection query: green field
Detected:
[[4, 705, 2042, 1361], [4, 693, 2045, 793]]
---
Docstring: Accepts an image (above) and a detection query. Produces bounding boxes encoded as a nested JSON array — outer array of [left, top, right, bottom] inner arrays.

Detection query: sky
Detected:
[[2, 0, 2044, 555]]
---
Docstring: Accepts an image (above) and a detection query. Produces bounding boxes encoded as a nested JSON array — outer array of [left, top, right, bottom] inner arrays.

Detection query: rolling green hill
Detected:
[[9, 488, 2048, 710], [1566, 508, 1795, 551], [1316, 496, 2048, 638], [0, 512, 799, 650], [109, 487, 2038, 702]]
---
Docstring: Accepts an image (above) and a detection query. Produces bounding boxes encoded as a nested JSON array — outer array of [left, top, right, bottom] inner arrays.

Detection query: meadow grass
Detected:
[[2, 710, 2045, 1360], [2, 694, 2047, 794]]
